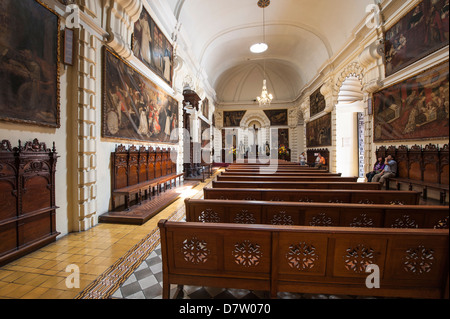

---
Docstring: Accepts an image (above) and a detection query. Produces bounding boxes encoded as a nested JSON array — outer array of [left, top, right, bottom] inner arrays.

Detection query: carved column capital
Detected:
[[104, 0, 143, 59]]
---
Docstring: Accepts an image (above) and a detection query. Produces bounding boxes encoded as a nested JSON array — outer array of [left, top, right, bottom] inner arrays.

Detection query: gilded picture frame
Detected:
[[384, 0, 449, 77], [306, 113, 332, 148], [373, 61, 449, 143], [263, 109, 288, 126], [0, 0, 61, 128], [102, 47, 179, 144], [132, 7, 174, 87]]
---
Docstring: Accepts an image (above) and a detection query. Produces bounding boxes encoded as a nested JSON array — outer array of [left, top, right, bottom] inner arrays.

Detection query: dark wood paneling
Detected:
[[0, 139, 59, 266]]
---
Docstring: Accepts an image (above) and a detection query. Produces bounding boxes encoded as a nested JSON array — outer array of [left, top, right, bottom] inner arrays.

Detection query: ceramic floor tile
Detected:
[[0, 174, 220, 300], [21, 287, 50, 299]]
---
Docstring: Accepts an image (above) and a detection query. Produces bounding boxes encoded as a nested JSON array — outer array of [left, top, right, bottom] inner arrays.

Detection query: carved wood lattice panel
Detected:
[[232, 240, 262, 268], [182, 237, 210, 265]]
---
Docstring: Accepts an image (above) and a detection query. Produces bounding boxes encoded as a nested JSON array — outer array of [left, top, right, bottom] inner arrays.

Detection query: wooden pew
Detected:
[[212, 180, 381, 190], [203, 187, 421, 205], [216, 175, 359, 182], [226, 167, 321, 171], [159, 220, 449, 299], [221, 171, 341, 176], [185, 198, 449, 229]]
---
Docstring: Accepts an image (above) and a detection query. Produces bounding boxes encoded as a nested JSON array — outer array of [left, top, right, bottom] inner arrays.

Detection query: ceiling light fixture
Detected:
[[250, 0, 270, 54], [256, 0, 273, 105], [250, 42, 268, 54]]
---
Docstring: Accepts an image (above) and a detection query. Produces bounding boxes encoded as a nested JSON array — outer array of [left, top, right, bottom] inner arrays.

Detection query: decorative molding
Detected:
[[104, 0, 143, 59]]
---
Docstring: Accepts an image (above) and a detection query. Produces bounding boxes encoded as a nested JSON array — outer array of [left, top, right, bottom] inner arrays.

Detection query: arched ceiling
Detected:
[[164, 0, 373, 104]]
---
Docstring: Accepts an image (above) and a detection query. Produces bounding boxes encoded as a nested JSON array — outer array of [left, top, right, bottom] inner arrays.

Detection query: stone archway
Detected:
[[238, 110, 271, 157], [335, 73, 365, 178]]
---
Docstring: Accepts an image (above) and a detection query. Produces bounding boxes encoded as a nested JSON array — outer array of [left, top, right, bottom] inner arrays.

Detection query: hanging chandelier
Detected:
[[257, 79, 273, 106], [255, 0, 273, 105]]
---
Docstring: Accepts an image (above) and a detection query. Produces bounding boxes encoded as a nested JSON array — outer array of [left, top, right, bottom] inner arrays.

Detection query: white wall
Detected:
[[335, 101, 365, 177]]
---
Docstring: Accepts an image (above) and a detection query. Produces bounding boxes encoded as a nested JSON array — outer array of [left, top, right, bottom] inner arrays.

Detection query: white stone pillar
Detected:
[[76, 27, 99, 231]]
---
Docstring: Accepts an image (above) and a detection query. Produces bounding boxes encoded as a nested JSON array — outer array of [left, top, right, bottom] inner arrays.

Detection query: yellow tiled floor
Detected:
[[0, 173, 217, 299]]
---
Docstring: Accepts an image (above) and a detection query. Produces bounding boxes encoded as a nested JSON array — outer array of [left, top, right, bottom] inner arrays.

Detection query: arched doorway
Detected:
[[336, 75, 364, 178]]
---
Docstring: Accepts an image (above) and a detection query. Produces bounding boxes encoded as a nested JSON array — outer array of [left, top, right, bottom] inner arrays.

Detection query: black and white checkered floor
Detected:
[[111, 244, 378, 300]]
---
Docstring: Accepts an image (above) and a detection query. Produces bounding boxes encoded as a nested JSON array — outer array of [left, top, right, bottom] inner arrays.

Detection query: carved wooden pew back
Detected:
[[212, 180, 381, 190], [159, 220, 449, 299], [203, 187, 421, 205], [216, 175, 358, 182], [185, 198, 448, 229]]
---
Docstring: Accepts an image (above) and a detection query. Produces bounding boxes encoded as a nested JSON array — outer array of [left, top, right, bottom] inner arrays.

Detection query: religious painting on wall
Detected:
[[202, 98, 209, 119], [223, 111, 246, 127], [373, 61, 449, 143], [278, 128, 289, 148], [102, 48, 179, 143], [384, 0, 449, 77], [310, 86, 326, 117], [200, 119, 210, 148], [306, 113, 332, 147], [0, 0, 60, 128], [132, 8, 174, 86], [263, 109, 288, 126]]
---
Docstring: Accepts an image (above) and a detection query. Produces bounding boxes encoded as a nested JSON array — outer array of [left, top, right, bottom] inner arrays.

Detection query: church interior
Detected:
[[0, 0, 449, 301]]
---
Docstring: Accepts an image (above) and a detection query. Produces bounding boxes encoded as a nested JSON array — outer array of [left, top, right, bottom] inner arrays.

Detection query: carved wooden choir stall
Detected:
[[0, 139, 59, 266], [376, 144, 449, 203], [98, 144, 182, 225]]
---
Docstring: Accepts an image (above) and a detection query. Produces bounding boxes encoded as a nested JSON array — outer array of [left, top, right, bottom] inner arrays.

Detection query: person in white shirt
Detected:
[[299, 152, 306, 166]]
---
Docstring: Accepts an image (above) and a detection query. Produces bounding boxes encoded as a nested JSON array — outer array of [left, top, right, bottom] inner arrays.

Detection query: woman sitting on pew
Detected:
[[372, 155, 397, 187], [366, 157, 385, 182]]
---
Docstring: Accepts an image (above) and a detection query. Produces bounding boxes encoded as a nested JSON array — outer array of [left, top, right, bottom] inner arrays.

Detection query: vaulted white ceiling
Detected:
[[163, 0, 373, 105]]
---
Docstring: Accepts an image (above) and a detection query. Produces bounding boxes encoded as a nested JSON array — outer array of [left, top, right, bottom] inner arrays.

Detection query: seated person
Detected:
[[372, 155, 397, 187], [366, 157, 385, 182], [299, 152, 306, 166], [316, 153, 326, 169]]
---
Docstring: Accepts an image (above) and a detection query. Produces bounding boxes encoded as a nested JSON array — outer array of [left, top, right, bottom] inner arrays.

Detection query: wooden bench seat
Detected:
[[213, 180, 381, 190], [226, 167, 322, 171], [159, 220, 449, 299], [185, 198, 449, 229], [203, 187, 421, 205], [112, 173, 183, 210], [221, 171, 341, 176], [217, 175, 358, 182], [388, 177, 449, 204]]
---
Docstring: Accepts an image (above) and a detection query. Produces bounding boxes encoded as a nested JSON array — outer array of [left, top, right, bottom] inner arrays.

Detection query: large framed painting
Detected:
[[132, 7, 173, 87], [278, 128, 289, 148], [384, 0, 449, 77], [223, 111, 246, 127], [202, 98, 209, 119], [306, 113, 332, 147], [0, 0, 60, 128], [373, 61, 449, 143], [263, 109, 288, 126], [102, 48, 179, 143], [310, 86, 326, 117], [200, 119, 211, 148]]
